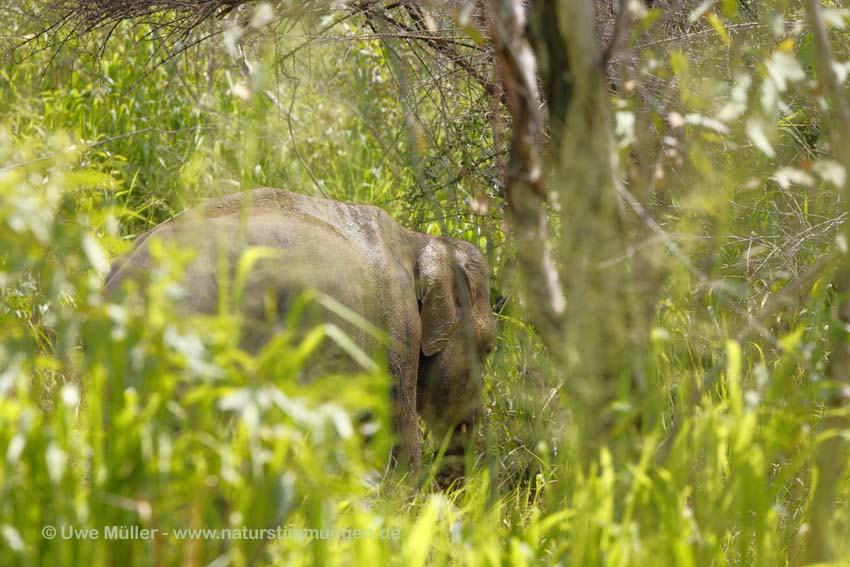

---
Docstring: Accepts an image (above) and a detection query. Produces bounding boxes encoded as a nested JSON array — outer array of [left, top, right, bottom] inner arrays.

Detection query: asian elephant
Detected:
[[104, 188, 496, 476]]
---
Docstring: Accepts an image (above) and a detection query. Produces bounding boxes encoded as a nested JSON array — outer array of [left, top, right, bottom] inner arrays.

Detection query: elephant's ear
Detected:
[[415, 239, 457, 356]]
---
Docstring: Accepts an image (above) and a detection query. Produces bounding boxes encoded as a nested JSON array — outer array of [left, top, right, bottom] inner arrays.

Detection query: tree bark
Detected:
[[537, 0, 635, 453], [801, 2, 850, 563], [490, 0, 567, 355], [493, 0, 637, 456]]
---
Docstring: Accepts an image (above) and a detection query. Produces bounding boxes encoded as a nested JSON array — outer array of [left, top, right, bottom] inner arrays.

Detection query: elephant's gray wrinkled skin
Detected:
[[105, 188, 496, 476]]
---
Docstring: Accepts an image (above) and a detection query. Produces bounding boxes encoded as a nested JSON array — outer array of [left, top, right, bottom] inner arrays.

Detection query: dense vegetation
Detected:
[[2, 1, 850, 565]]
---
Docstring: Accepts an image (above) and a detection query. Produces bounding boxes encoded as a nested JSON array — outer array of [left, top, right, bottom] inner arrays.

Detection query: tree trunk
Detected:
[[801, 2, 850, 563], [490, 0, 566, 357], [493, 0, 637, 457]]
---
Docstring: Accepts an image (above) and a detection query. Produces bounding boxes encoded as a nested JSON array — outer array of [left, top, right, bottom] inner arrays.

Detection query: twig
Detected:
[[370, 7, 505, 105], [635, 22, 766, 49], [283, 83, 329, 199], [602, 0, 631, 65]]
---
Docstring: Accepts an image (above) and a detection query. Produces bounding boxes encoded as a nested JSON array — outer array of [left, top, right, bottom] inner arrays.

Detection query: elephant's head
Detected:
[[414, 236, 495, 478]]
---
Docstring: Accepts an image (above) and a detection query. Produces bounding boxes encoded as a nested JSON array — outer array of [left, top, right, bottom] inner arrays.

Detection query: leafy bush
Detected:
[[2, 2, 850, 566]]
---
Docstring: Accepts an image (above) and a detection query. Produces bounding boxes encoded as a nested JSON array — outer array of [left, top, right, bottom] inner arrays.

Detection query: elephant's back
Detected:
[[203, 188, 403, 266], [106, 188, 411, 339]]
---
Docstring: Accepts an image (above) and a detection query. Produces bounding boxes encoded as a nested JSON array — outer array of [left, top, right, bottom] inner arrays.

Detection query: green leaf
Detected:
[[233, 245, 280, 311], [746, 118, 775, 158], [821, 8, 850, 30], [670, 50, 690, 76], [773, 167, 815, 189], [689, 0, 719, 23], [82, 233, 110, 275], [707, 12, 732, 46], [726, 339, 743, 418]]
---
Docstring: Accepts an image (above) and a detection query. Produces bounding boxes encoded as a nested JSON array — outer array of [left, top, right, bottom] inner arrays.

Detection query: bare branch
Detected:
[[602, 0, 631, 65]]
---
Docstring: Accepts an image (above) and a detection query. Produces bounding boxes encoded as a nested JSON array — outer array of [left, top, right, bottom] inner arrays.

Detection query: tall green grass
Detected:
[[1, 4, 850, 567]]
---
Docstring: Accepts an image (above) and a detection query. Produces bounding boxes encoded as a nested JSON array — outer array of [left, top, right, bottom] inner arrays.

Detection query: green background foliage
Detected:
[[1, 2, 850, 566]]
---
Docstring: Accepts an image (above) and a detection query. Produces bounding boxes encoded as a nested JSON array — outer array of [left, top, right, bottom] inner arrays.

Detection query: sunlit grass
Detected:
[[2, 5, 850, 567]]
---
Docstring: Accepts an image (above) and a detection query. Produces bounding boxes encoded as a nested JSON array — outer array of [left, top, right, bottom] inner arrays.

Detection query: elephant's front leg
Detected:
[[379, 270, 422, 473], [388, 352, 421, 471]]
